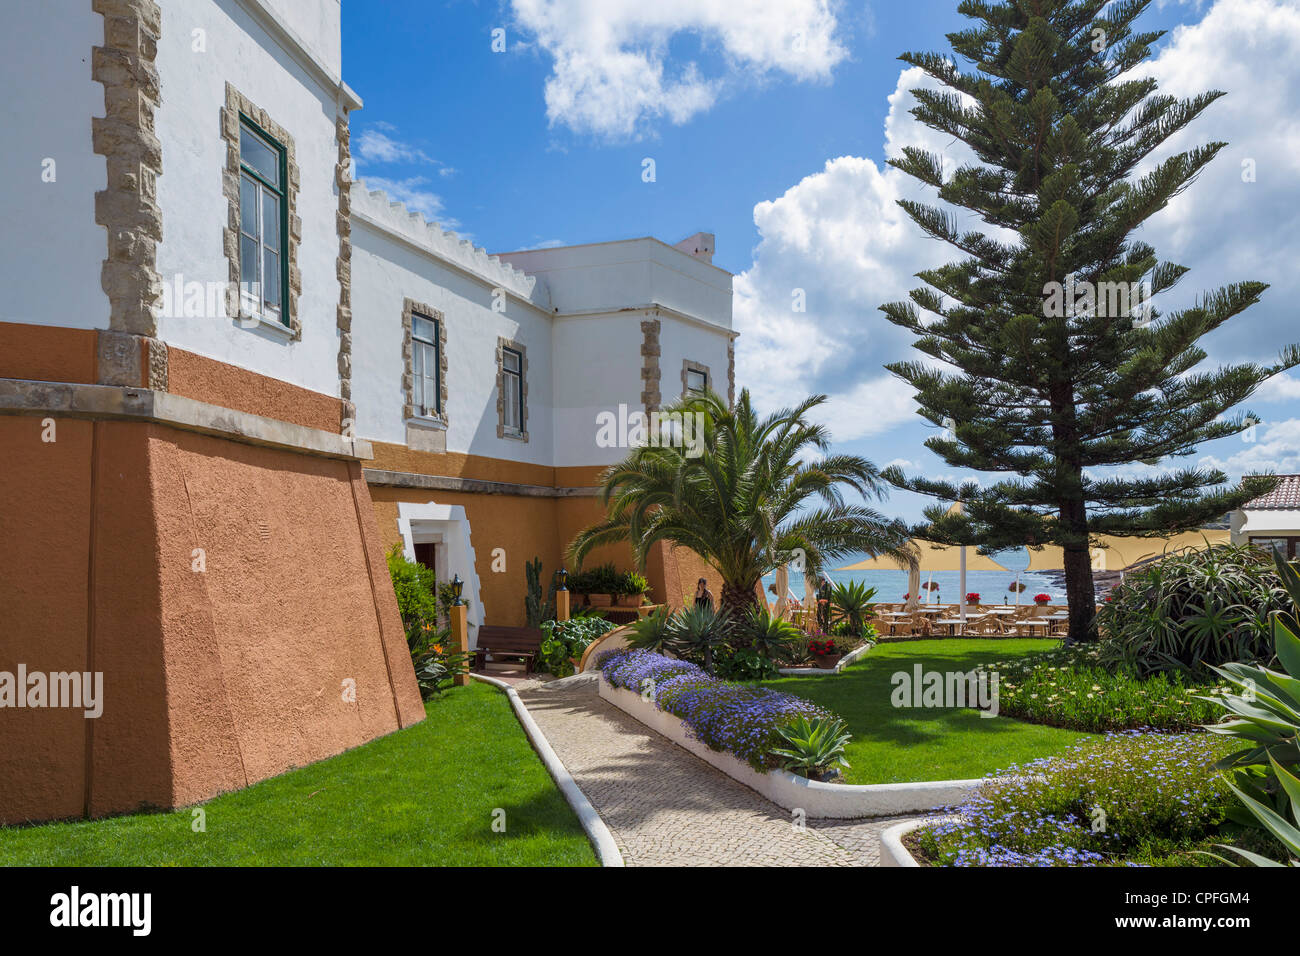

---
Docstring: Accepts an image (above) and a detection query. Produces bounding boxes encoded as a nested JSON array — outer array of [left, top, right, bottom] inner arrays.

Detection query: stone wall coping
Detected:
[[0, 378, 371, 461], [363, 467, 598, 499]]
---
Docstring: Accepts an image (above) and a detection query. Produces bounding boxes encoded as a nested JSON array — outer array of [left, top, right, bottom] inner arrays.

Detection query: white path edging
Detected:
[[470, 674, 624, 867], [777, 641, 875, 676], [879, 817, 955, 867], [598, 677, 985, 819]]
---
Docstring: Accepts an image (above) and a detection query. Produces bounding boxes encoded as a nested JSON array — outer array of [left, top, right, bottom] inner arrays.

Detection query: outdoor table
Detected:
[[937, 613, 985, 636]]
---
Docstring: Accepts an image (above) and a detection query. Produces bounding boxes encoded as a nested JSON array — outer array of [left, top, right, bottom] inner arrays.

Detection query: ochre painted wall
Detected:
[[166, 347, 344, 434], [0, 416, 95, 822], [0, 418, 423, 825]]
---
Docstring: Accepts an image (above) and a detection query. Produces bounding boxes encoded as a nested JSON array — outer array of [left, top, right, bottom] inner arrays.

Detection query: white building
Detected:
[[0, 0, 733, 824]]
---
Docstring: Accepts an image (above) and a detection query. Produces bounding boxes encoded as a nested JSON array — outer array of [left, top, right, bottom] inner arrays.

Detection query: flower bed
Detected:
[[974, 643, 1220, 732], [913, 732, 1251, 866], [597, 649, 839, 772]]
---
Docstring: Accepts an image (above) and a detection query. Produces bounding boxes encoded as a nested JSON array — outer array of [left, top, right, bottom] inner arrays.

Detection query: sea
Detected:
[[759, 547, 1065, 605]]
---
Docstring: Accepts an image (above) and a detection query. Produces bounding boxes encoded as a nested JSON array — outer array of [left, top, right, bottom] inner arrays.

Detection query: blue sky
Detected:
[[342, 0, 1300, 523]]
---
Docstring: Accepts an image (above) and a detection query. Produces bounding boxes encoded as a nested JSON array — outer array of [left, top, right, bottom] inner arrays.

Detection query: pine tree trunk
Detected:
[[1062, 544, 1096, 645]]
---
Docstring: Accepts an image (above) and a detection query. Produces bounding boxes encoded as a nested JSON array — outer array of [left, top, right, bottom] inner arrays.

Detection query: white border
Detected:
[[598, 677, 985, 818], [471, 674, 624, 867], [395, 500, 485, 638]]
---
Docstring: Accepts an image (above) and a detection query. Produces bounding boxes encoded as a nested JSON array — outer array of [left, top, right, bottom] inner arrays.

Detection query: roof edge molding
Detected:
[[352, 183, 540, 304]]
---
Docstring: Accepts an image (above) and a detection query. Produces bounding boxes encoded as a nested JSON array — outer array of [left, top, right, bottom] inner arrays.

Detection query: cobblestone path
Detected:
[[516, 674, 923, 866]]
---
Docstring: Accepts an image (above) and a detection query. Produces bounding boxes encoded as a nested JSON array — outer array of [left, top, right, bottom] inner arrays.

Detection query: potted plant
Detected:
[[616, 570, 650, 607], [1033, 593, 1052, 605], [808, 637, 841, 668], [965, 592, 980, 605], [584, 562, 620, 606]]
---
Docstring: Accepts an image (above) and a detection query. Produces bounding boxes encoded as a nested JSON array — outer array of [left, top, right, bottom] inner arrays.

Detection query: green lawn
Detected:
[[763, 639, 1089, 785], [0, 682, 597, 866]]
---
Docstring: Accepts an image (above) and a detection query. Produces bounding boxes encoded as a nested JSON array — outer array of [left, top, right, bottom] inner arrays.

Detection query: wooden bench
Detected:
[[474, 625, 545, 674]]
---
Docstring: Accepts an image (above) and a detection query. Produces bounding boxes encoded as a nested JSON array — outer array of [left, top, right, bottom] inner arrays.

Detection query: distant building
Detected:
[[1230, 475, 1300, 559]]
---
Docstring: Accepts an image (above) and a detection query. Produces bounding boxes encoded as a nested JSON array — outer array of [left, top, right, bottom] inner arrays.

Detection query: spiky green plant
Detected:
[[735, 605, 803, 663], [829, 580, 878, 635], [1203, 546, 1300, 865], [771, 716, 852, 780], [667, 603, 733, 674], [626, 604, 674, 655]]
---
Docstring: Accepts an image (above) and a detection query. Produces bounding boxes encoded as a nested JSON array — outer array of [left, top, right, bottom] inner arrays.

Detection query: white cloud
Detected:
[[359, 175, 459, 230], [354, 129, 434, 165], [1132, 0, 1300, 362], [509, 0, 849, 139], [1254, 372, 1300, 403], [733, 67, 970, 432], [1198, 418, 1300, 477]]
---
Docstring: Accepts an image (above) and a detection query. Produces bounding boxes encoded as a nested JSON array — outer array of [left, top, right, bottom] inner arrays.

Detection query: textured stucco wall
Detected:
[[0, 418, 423, 824], [166, 346, 343, 432], [0, 322, 101, 385], [0, 417, 95, 823]]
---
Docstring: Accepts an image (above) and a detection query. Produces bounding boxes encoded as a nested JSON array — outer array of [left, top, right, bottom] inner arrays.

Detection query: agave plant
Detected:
[[626, 604, 674, 654], [668, 603, 733, 674], [770, 715, 852, 780], [829, 580, 878, 635], [735, 605, 802, 662], [1202, 546, 1300, 865], [1099, 543, 1288, 675]]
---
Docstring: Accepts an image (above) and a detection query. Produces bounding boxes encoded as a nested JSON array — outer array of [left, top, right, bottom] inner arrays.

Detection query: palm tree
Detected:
[[569, 389, 916, 618]]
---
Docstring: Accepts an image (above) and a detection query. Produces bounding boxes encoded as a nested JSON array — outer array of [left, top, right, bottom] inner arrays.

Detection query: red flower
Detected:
[[1033, 593, 1051, 603], [965, 592, 980, 603]]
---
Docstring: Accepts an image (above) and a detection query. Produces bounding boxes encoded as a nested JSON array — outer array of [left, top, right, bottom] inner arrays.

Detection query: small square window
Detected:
[[686, 368, 708, 394]]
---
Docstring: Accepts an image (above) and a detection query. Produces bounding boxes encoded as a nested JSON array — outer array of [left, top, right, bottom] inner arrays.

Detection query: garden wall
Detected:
[[0, 418, 424, 824]]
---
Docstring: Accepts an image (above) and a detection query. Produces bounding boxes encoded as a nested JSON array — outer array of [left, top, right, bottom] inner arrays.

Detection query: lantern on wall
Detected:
[[451, 574, 464, 606]]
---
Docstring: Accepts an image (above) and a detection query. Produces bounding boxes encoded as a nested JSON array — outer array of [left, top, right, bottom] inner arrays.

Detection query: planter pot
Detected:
[[814, 654, 842, 669], [588, 593, 614, 607], [615, 593, 643, 607]]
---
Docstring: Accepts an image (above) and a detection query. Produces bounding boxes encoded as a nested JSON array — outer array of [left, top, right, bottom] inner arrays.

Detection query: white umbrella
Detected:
[[959, 544, 968, 627], [904, 563, 921, 611]]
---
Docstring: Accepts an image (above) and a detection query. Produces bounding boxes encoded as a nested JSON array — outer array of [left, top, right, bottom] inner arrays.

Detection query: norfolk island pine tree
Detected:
[[878, 0, 1300, 644]]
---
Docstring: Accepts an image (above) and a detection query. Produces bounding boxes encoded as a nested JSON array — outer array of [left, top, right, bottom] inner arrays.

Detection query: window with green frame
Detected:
[[237, 117, 289, 325], [411, 312, 441, 416]]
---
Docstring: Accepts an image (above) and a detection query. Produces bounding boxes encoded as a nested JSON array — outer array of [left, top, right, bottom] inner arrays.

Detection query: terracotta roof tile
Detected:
[[1244, 474, 1300, 510]]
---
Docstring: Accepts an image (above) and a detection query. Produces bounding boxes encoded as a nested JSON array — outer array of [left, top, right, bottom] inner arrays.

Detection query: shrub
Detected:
[[1098, 544, 1288, 676], [385, 545, 467, 698], [733, 605, 801, 661], [1202, 547, 1300, 865], [538, 616, 615, 677], [771, 716, 851, 780], [570, 562, 621, 596], [387, 544, 438, 632], [916, 732, 1239, 866], [626, 604, 674, 654], [977, 643, 1221, 732], [667, 603, 733, 673], [713, 645, 782, 681], [618, 570, 650, 597], [829, 580, 877, 633], [596, 649, 844, 773]]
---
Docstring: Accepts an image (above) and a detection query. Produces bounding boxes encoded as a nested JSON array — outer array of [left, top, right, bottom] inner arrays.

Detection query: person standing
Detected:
[[694, 577, 714, 610]]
